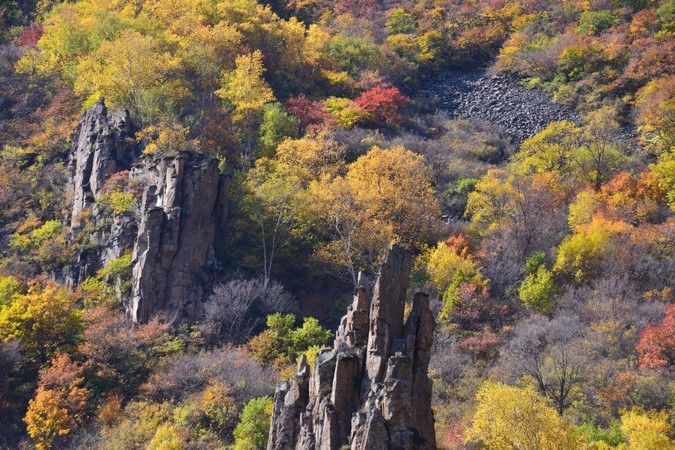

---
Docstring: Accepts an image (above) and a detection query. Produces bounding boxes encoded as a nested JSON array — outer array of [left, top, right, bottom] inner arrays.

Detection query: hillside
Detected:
[[0, 1, 673, 449]]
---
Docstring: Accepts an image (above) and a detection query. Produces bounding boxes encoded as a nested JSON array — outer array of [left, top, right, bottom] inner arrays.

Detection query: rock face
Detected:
[[66, 100, 228, 323], [66, 99, 138, 285], [69, 98, 137, 229], [268, 246, 436, 450], [129, 153, 227, 323]]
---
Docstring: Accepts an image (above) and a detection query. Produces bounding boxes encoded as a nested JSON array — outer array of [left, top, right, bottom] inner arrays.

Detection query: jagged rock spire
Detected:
[[267, 246, 436, 450], [129, 152, 228, 323]]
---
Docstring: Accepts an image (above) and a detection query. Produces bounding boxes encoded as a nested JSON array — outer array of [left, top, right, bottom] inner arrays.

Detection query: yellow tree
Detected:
[[275, 131, 347, 185], [218, 50, 275, 161], [0, 283, 82, 367], [465, 381, 577, 450], [619, 408, 674, 450], [308, 146, 440, 284], [74, 30, 188, 121], [511, 120, 581, 176], [25, 354, 91, 450]]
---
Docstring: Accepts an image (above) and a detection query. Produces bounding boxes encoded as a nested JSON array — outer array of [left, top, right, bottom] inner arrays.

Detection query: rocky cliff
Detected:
[[67, 100, 228, 323], [129, 153, 228, 323], [267, 246, 436, 450], [67, 98, 138, 285]]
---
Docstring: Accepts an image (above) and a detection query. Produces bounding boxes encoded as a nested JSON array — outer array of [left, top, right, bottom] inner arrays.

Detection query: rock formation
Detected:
[[129, 153, 228, 323], [69, 98, 137, 229], [66, 100, 228, 323], [267, 246, 436, 450], [66, 99, 138, 285]]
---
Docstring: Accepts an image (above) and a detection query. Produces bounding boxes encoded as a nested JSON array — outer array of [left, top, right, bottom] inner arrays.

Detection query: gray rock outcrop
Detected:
[[69, 98, 137, 229], [129, 153, 228, 323], [268, 246, 436, 450], [66, 99, 138, 285], [66, 100, 228, 323]]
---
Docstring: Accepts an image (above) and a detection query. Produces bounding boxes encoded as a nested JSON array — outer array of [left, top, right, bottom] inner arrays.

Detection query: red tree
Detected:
[[355, 85, 409, 122], [286, 94, 329, 130], [15, 25, 43, 47], [636, 304, 675, 370]]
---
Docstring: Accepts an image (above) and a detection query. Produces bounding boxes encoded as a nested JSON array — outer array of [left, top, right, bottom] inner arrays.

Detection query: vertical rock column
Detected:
[[129, 152, 225, 323], [267, 246, 436, 450], [66, 99, 137, 286]]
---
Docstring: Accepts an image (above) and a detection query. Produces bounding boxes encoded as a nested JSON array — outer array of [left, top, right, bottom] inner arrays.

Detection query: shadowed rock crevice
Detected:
[[268, 246, 436, 450]]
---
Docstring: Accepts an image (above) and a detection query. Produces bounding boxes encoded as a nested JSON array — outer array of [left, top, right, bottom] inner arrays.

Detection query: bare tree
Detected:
[[202, 278, 294, 345], [498, 314, 593, 414]]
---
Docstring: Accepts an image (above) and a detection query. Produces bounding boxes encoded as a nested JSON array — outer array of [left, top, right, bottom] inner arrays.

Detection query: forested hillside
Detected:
[[0, 0, 673, 449]]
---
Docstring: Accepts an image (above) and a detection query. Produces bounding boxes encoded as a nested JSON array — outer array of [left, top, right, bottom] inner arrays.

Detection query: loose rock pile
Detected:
[[425, 69, 577, 144]]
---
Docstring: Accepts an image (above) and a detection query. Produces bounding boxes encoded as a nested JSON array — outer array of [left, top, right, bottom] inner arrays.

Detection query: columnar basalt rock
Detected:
[[66, 100, 228, 323], [267, 246, 436, 450], [69, 98, 137, 229], [66, 99, 138, 286], [129, 152, 226, 323]]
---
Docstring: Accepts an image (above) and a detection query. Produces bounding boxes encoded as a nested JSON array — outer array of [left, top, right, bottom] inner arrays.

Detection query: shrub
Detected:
[[232, 397, 273, 450], [577, 11, 619, 35]]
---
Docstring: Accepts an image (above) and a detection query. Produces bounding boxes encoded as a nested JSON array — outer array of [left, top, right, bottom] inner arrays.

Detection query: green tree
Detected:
[[386, 8, 416, 34], [518, 252, 556, 314], [242, 159, 303, 286], [232, 397, 273, 450], [247, 313, 332, 364], [258, 103, 298, 158]]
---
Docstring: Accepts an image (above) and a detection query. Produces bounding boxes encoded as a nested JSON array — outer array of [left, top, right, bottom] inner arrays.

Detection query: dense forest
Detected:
[[0, 0, 673, 448]]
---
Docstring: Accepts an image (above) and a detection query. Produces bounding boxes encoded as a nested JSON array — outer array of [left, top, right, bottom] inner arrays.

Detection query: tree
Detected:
[[426, 236, 480, 294], [242, 158, 303, 286], [232, 397, 273, 450], [74, 30, 188, 121], [0, 282, 82, 367], [343, 146, 439, 248], [354, 85, 409, 123], [386, 8, 416, 34], [619, 409, 674, 450], [202, 278, 293, 345], [553, 215, 632, 283], [217, 50, 276, 160], [636, 304, 675, 370], [511, 120, 580, 176], [25, 354, 91, 450], [275, 131, 347, 185], [572, 108, 629, 191], [518, 253, 556, 314], [247, 313, 332, 365], [258, 103, 298, 158], [307, 146, 440, 283], [285, 94, 329, 130], [464, 381, 576, 450], [498, 315, 591, 414]]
